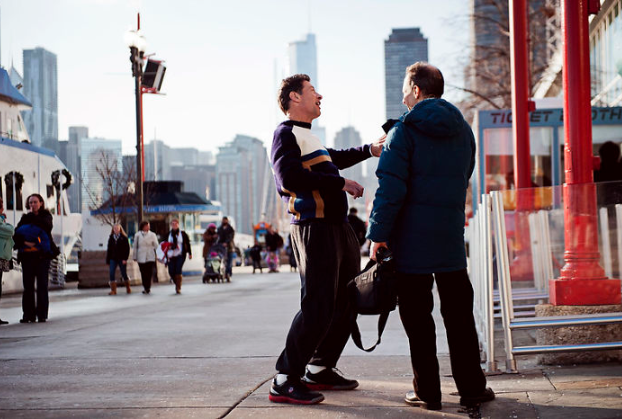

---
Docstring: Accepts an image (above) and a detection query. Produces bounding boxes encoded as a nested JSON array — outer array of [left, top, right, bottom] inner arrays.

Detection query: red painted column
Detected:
[[550, 0, 621, 305], [509, 0, 533, 281]]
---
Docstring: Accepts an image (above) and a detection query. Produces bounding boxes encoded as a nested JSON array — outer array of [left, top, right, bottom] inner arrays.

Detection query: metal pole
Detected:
[[135, 74, 144, 224], [509, 0, 531, 189], [550, 0, 620, 305]]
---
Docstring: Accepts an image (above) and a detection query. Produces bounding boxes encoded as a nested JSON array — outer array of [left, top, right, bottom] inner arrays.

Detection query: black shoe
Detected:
[[37, 318, 47, 323], [460, 387, 495, 406], [302, 367, 359, 391], [269, 377, 325, 405], [19, 318, 35, 324], [142, 290, 150, 294], [0, 319, 8, 325], [405, 390, 442, 410]]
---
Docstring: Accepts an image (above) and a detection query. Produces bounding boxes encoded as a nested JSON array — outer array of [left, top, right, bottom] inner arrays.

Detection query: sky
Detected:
[[0, 0, 470, 155]]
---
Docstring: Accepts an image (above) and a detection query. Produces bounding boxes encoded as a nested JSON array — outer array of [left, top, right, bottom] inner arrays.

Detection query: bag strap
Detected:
[[350, 310, 391, 352]]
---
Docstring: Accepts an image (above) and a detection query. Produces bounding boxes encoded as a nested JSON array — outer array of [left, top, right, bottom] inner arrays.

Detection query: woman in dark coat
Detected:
[[14, 194, 56, 323], [106, 224, 131, 295]]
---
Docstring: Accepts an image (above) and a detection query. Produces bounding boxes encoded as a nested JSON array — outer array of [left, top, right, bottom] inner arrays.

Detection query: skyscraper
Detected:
[[384, 28, 428, 120], [22, 47, 58, 148], [288, 33, 318, 91], [215, 135, 276, 234], [66, 126, 89, 212], [287, 33, 326, 146], [334, 126, 363, 181]]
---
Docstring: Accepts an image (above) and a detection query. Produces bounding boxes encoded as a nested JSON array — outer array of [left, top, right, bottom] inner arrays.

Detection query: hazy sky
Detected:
[[1, 0, 469, 155]]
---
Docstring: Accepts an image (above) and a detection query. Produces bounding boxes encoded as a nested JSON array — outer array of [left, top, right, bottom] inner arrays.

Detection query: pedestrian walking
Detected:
[[347, 207, 367, 248], [166, 219, 192, 294], [202, 223, 218, 260], [106, 224, 131, 295], [268, 73, 384, 404], [13, 194, 58, 323], [367, 62, 494, 411], [133, 221, 158, 294], [265, 228, 282, 273], [217, 216, 235, 280], [0, 197, 13, 325], [249, 244, 263, 274]]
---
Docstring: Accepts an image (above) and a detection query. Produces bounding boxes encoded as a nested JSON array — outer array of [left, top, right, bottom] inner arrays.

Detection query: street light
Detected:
[[124, 23, 147, 223]]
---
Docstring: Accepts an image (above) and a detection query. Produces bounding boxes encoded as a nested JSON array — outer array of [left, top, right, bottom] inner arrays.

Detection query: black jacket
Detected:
[[106, 234, 130, 263], [181, 231, 192, 257], [14, 209, 59, 258]]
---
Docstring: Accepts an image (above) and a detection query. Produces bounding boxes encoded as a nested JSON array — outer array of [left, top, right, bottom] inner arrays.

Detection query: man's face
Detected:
[[296, 81, 322, 120], [222, 217, 228, 225], [171, 220, 179, 230], [402, 76, 417, 111]]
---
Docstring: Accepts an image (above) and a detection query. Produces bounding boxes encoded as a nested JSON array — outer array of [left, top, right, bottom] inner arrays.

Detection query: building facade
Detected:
[[22, 47, 58, 149], [215, 135, 276, 235], [384, 28, 428, 120], [590, 0, 622, 107], [288, 33, 326, 146], [80, 137, 122, 212]]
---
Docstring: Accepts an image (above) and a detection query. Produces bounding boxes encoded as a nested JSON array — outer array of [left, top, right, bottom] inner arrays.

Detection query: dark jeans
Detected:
[[397, 269, 487, 402], [225, 252, 233, 276], [167, 255, 186, 278], [109, 259, 129, 283], [21, 254, 50, 321], [276, 221, 360, 377], [139, 262, 155, 292]]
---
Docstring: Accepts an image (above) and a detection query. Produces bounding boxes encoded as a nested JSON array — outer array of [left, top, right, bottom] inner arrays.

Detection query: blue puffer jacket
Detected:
[[367, 98, 475, 274]]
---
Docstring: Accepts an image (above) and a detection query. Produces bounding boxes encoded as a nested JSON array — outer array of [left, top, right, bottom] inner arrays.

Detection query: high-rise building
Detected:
[[334, 126, 363, 181], [384, 28, 428, 120], [171, 164, 217, 201], [288, 33, 326, 146], [64, 126, 88, 212], [215, 135, 276, 235], [288, 33, 318, 91], [80, 137, 122, 212], [22, 47, 58, 148]]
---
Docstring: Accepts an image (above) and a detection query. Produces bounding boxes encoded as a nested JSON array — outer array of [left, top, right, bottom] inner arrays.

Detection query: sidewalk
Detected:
[[0, 267, 620, 418]]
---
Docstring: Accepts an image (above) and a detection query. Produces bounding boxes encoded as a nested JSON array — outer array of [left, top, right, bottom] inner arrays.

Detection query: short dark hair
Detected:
[[139, 221, 150, 231], [25, 193, 45, 210], [405, 62, 444, 98], [277, 74, 310, 114]]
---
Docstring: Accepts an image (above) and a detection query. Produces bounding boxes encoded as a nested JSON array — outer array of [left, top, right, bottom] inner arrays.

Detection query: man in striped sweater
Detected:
[[269, 74, 384, 405]]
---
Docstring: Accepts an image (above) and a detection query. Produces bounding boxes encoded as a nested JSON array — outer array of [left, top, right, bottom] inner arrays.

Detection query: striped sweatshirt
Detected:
[[271, 120, 371, 224]]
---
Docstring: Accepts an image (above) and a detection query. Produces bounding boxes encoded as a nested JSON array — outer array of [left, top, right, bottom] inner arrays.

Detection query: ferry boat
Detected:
[[0, 68, 82, 294]]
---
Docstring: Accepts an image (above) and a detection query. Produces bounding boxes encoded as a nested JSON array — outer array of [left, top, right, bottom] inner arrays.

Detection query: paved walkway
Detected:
[[0, 266, 621, 418]]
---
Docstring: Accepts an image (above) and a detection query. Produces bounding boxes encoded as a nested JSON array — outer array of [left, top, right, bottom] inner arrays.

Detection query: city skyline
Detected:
[[0, 0, 469, 156]]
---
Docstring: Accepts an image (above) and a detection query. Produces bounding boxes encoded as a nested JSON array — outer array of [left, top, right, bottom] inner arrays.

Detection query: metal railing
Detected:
[[489, 190, 622, 372]]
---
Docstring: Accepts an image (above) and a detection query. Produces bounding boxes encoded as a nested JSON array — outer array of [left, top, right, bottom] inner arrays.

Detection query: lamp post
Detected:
[[124, 18, 147, 223]]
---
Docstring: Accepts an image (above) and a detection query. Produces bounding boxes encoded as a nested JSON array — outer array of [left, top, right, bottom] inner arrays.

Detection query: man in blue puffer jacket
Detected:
[[367, 62, 494, 411]]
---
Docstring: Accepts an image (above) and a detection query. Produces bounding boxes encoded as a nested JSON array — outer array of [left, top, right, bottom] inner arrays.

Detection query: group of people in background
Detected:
[[106, 218, 192, 296]]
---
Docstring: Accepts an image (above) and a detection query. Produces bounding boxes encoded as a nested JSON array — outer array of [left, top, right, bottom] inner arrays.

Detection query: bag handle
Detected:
[[350, 310, 390, 352]]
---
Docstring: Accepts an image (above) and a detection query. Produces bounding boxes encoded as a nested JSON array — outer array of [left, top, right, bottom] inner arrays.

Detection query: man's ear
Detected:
[[289, 91, 300, 103]]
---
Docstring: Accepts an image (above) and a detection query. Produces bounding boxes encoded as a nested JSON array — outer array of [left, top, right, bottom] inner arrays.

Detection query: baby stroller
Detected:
[[203, 243, 228, 283]]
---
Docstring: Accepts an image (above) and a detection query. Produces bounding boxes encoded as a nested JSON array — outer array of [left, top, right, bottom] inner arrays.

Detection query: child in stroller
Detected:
[[203, 242, 229, 283]]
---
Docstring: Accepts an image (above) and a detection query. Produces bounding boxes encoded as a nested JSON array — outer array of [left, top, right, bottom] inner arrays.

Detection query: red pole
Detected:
[[510, 0, 531, 190], [508, 0, 533, 281], [549, 0, 621, 305]]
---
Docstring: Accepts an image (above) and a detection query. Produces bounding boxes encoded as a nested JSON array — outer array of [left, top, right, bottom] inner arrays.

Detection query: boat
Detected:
[[0, 68, 82, 294]]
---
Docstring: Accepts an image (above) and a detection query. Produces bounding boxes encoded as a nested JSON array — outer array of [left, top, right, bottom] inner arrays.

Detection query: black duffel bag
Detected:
[[348, 247, 397, 352]]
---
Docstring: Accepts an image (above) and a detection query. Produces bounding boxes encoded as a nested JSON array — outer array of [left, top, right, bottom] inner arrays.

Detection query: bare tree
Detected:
[[455, 0, 555, 120], [83, 150, 137, 227]]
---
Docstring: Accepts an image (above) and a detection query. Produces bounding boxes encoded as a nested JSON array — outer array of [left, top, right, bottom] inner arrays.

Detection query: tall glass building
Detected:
[[22, 47, 58, 148], [287, 33, 326, 145], [384, 28, 428, 120]]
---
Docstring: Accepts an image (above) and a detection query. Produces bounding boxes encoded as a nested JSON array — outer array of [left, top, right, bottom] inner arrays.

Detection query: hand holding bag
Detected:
[[348, 247, 397, 352]]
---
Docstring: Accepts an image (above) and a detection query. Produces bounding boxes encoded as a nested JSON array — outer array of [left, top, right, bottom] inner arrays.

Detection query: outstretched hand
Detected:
[[343, 179, 364, 199], [370, 135, 386, 157]]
